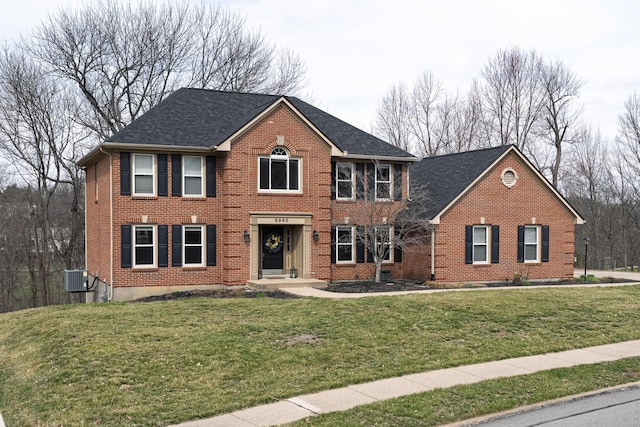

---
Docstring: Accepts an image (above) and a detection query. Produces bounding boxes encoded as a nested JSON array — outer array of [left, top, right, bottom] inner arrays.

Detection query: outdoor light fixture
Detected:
[[313, 230, 319, 242], [243, 230, 250, 242]]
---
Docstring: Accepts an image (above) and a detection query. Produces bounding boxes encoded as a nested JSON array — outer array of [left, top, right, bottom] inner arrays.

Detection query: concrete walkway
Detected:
[[172, 340, 640, 427]]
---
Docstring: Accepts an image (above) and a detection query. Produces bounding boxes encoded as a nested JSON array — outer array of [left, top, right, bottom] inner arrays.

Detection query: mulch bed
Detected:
[[136, 288, 299, 302]]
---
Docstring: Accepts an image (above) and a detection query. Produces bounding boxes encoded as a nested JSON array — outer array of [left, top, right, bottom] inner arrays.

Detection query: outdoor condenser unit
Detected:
[[64, 270, 88, 292]]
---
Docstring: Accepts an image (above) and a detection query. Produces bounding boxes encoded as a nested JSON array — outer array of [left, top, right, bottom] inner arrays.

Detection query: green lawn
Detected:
[[1, 285, 640, 426]]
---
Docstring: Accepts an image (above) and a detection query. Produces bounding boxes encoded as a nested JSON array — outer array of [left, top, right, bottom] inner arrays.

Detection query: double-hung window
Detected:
[[184, 225, 204, 266], [336, 162, 354, 199], [259, 147, 300, 192], [524, 225, 539, 262], [374, 226, 392, 262], [133, 225, 155, 267], [375, 164, 392, 200], [335, 226, 354, 263], [183, 156, 204, 197], [473, 226, 489, 263], [133, 154, 155, 196]]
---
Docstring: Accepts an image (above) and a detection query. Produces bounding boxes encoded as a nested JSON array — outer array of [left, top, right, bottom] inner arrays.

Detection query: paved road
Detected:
[[468, 384, 640, 426], [579, 269, 640, 281]]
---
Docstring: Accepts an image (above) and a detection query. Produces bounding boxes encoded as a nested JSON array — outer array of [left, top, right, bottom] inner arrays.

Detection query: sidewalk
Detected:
[[171, 340, 640, 427]]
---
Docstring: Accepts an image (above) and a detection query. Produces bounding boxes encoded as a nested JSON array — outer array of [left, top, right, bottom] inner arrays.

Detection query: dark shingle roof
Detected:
[[107, 88, 414, 159], [410, 145, 512, 220]]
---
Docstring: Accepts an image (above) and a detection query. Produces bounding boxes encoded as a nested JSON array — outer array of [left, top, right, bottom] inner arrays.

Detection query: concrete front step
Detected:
[[246, 278, 327, 290]]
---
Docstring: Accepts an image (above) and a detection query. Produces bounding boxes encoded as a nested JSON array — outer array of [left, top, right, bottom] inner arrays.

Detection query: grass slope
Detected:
[[1, 286, 640, 426]]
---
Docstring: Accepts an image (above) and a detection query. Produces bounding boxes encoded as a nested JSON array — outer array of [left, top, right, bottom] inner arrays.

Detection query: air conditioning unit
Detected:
[[64, 270, 88, 292]]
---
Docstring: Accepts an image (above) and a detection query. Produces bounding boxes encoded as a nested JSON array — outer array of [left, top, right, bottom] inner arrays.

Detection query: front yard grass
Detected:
[[1, 285, 640, 426]]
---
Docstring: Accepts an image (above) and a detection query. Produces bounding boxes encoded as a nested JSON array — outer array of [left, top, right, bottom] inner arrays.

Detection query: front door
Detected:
[[261, 226, 284, 275]]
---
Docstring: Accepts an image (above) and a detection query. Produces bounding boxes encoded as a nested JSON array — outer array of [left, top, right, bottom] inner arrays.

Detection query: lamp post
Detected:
[[583, 237, 589, 283]]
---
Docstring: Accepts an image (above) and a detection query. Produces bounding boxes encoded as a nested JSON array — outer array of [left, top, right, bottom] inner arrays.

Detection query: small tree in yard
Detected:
[[334, 161, 432, 284]]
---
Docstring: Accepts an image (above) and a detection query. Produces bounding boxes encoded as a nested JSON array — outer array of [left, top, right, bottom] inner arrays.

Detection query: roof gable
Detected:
[[103, 88, 414, 160], [410, 145, 584, 224]]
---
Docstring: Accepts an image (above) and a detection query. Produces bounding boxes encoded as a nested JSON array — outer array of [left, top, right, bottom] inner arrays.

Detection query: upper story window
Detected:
[[133, 154, 155, 196], [259, 147, 300, 192], [336, 162, 354, 199], [183, 156, 204, 197], [375, 164, 392, 200]]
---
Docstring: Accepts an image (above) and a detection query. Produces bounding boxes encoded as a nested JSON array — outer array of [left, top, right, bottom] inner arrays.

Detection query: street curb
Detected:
[[441, 380, 640, 427]]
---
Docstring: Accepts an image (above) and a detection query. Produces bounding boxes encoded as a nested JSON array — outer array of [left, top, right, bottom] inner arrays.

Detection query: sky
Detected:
[[1, 0, 639, 141]]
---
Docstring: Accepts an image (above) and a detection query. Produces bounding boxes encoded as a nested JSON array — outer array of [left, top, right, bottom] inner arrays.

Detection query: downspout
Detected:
[[100, 146, 114, 302], [430, 228, 435, 280]]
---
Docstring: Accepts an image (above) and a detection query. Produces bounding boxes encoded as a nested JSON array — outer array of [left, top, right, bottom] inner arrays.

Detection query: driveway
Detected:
[[578, 269, 640, 281]]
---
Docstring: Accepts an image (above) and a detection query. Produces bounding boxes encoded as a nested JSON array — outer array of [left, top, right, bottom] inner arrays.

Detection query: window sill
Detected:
[[258, 191, 303, 196], [181, 197, 206, 201], [131, 196, 158, 200], [181, 266, 207, 271], [335, 261, 356, 266], [132, 267, 158, 272], [472, 263, 492, 268]]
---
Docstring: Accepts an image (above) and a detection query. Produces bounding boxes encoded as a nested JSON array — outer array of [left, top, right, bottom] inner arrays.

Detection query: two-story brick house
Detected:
[[79, 88, 584, 302], [79, 88, 417, 301]]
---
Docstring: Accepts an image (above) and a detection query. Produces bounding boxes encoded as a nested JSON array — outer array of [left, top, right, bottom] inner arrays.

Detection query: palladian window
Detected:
[[259, 147, 300, 191]]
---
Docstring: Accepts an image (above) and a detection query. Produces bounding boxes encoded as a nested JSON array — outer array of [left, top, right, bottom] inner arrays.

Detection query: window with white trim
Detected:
[[375, 164, 392, 200], [133, 154, 155, 195], [473, 226, 489, 263], [336, 162, 354, 199], [133, 225, 155, 267], [524, 225, 539, 262], [184, 225, 204, 266], [374, 226, 392, 262], [183, 156, 204, 197], [259, 147, 300, 192], [336, 226, 354, 263]]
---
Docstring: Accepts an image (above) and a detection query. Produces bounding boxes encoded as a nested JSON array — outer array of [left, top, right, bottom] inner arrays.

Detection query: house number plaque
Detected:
[[275, 218, 289, 223]]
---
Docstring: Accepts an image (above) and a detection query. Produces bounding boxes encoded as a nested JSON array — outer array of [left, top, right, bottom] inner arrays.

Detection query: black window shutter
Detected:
[[394, 164, 402, 201], [121, 224, 132, 268], [120, 152, 131, 196], [517, 225, 525, 263], [259, 158, 269, 189], [206, 224, 216, 266], [355, 163, 365, 200], [465, 225, 473, 264], [356, 226, 365, 263], [158, 154, 168, 197], [331, 162, 336, 200], [330, 226, 336, 263], [366, 163, 375, 200], [172, 154, 182, 196], [206, 156, 216, 198], [172, 224, 182, 267], [366, 227, 374, 263], [541, 225, 550, 262], [158, 224, 168, 267], [491, 225, 500, 264]]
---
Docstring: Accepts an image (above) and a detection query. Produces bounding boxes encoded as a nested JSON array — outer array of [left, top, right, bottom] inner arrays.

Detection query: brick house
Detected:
[[78, 88, 417, 301], [78, 89, 584, 301], [405, 145, 585, 283]]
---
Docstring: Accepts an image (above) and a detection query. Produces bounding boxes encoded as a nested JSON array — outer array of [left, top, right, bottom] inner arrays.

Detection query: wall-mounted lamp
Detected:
[[243, 230, 250, 242], [313, 230, 319, 242]]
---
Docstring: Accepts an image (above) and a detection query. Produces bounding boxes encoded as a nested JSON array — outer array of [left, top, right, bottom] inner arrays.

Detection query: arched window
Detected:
[[259, 147, 300, 191]]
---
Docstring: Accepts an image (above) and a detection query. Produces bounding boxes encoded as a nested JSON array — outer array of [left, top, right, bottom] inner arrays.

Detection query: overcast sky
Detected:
[[2, 0, 639, 141]]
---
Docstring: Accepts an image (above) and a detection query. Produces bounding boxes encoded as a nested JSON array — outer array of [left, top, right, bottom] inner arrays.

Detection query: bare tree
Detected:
[[476, 47, 545, 152], [374, 83, 412, 152], [535, 59, 584, 186], [27, 0, 307, 140], [0, 47, 84, 306]]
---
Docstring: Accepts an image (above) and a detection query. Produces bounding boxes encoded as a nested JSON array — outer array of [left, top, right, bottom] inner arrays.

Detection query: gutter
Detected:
[[99, 146, 114, 302], [79, 142, 218, 167]]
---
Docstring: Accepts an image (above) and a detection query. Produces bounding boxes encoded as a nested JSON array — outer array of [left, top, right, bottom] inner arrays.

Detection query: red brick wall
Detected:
[[427, 152, 576, 283]]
